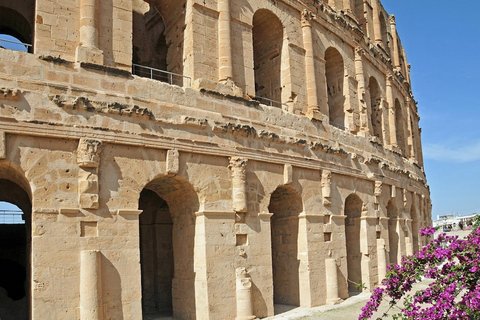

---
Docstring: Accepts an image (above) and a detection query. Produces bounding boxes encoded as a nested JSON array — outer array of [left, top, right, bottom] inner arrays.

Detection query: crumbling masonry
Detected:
[[0, 0, 431, 319]]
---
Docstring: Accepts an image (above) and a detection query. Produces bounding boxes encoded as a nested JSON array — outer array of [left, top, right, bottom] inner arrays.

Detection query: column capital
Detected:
[[355, 46, 365, 57], [77, 138, 102, 168], [228, 157, 248, 173], [301, 9, 315, 27], [389, 14, 396, 26]]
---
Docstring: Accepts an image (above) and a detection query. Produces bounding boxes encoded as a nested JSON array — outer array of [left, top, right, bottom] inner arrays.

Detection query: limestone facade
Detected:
[[0, 0, 431, 319]]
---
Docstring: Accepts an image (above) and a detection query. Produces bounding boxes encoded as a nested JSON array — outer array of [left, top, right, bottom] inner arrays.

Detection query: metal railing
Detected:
[[0, 38, 32, 52], [132, 63, 191, 87], [0, 210, 24, 224], [253, 95, 287, 108]]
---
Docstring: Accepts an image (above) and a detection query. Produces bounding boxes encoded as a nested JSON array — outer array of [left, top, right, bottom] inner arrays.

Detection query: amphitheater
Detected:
[[0, 0, 432, 319]]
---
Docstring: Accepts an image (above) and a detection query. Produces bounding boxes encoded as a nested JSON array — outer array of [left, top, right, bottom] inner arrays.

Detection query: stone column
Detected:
[[376, 238, 387, 282], [302, 10, 321, 119], [355, 47, 369, 134], [405, 98, 415, 160], [325, 258, 342, 305], [228, 157, 248, 213], [80, 250, 102, 320], [236, 268, 255, 320], [389, 15, 401, 68], [76, 0, 104, 64], [386, 74, 397, 147], [404, 48, 411, 83], [218, 0, 233, 82], [371, 0, 382, 44]]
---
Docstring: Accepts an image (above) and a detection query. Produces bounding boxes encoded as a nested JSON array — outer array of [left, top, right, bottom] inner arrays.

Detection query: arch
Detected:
[[387, 199, 398, 265], [379, 12, 389, 51], [325, 47, 345, 129], [139, 175, 199, 319], [344, 193, 362, 293], [133, 1, 186, 85], [252, 9, 283, 105], [368, 76, 383, 142], [0, 5, 34, 52], [395, 99, 406, 155], [0, 166, 32, 320], [269, 185, 302, 307]]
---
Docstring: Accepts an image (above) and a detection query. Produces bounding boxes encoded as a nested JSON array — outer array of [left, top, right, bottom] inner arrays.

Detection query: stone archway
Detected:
[[252, 9, 283, 104], [368, 76, 382, 142], [325, 47, 345, 129], [0, 3, 35, 52], [269, 185, 303, 307], [0, 174, 32, 320], [344, 194, 362, 293], [133, 0, 187, 85], [139, 176, 199, 320]]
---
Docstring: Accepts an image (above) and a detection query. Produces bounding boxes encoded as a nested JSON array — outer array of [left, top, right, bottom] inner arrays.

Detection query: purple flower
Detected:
[[360, 224, 480, 319]]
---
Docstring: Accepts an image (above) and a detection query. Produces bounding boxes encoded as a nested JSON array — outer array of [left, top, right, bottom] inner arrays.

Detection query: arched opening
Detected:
[[387, 199, 398, 265], [0, 176, 32, 320], [0, 4, 35, 53], [368, 76, 382, 142], [252, 9, 283, 105], [395, 99, 406, 155], [379, 12, 389, 51], [354, 0, 367, 34], [139, 176, 199, 320], [325, 47, 345, 129], [269, 185, 302, 307], [133, 1, 186, 86], [344, 194, 362, 293]]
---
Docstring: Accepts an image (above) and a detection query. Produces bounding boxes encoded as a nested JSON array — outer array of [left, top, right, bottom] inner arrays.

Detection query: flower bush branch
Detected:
[[359, 225, 480, 320]]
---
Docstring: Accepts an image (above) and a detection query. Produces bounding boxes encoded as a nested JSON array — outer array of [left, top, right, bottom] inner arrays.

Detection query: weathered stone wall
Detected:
[[0, 0, 431, 319]]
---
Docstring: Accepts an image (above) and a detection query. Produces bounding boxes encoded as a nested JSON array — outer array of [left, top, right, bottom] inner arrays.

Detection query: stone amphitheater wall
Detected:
[[0, 0, 431, 319]]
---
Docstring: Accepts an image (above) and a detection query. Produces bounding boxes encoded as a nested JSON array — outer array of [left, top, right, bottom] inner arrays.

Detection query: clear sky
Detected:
[[1, 2, 479, 220], [382, 0, 480, 219]]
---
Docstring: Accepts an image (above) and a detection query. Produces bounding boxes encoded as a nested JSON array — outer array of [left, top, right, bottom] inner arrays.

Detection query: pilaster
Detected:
[[355, 47, 369, 134], [76, 0, 104, 64], [371, 0, 382, 44], [218, 0, 233, 82], [302, 10, 321, 120], [386, 74, 397, 148]]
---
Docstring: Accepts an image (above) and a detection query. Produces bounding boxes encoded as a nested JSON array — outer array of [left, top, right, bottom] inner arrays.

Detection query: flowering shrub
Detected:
[[359, 226, 480, 320]]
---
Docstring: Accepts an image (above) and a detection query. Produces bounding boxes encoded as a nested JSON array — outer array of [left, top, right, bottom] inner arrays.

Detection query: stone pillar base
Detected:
[[76, 45, 104, 65], [306, 109, 323, 122]]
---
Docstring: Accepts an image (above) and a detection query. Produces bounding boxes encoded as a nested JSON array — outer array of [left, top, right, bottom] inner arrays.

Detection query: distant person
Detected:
[[459, 221, 464, 230]]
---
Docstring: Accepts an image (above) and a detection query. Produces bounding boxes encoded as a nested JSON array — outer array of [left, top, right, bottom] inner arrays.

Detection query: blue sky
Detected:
[[1, 2, 478, 220], [382, 0, 480, 219]]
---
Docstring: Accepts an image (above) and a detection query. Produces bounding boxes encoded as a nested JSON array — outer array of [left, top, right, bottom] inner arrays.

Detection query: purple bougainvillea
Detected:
[[359, 226, 480, 320]]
